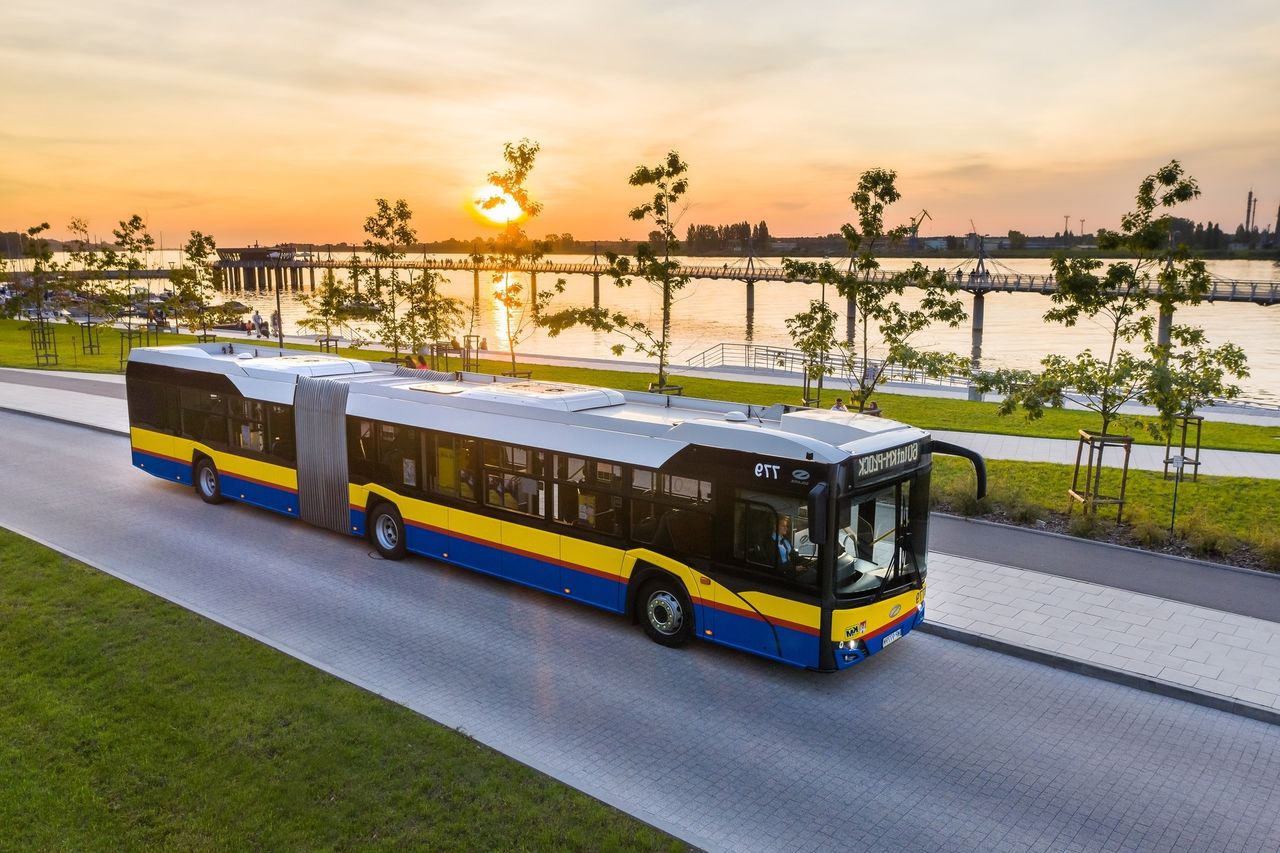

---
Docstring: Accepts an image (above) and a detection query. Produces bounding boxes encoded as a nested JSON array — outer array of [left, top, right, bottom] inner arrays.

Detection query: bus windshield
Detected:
[[832, 477, 924, 600]]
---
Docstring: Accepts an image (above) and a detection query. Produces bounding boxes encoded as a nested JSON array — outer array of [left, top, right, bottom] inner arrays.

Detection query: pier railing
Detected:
[[686, 342, 973, 388]]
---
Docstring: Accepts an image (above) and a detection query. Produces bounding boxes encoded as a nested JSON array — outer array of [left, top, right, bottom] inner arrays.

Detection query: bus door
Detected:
[[709, 492, 822, 665]]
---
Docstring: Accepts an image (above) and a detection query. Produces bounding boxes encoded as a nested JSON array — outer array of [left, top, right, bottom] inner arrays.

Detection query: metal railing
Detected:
[[686, 342, 972, 388]]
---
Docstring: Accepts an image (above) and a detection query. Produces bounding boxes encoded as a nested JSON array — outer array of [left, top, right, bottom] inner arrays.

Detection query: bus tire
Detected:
[[369, 502, 407, 561], [638, 577, 694, 648], [194, 457, 225, 504]]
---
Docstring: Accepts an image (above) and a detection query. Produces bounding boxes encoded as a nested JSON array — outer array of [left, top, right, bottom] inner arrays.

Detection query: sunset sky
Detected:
[[2, 1, 1277, 248]]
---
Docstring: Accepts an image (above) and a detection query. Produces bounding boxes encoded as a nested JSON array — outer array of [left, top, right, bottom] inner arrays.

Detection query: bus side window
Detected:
[[267, 405, 295, 462], [734, 501, 778, 570], [347, 419, 375, 483]]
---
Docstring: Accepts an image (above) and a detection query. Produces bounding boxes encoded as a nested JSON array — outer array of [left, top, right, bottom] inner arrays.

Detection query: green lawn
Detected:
[[930, 456, 1280, 568], [3, 318, 1276, 453], [0, 528, 683, 850]]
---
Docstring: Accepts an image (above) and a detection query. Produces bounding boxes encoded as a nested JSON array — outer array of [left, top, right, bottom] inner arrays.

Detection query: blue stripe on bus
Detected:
[[220, 474, 298, 517], [133, 450, 191, 485], [133, 450, 297, 517], [709, 607, 820, 669]]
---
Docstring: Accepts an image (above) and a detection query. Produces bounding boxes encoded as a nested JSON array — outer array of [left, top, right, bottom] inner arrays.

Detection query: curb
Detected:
[[938, 513, 1280, 581], [918, 621, 1280, 728], [0, 405, 129, 438]]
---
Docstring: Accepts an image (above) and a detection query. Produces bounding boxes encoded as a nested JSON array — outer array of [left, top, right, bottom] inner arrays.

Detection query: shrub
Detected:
[[1068, 512, 1114, 540], [1178, 510, 1235, 558], [1250, 530, 1280, 571], [996, 486, 1043, 524], [1127, 508, 1171, 548], [951, 490, 991, 518]]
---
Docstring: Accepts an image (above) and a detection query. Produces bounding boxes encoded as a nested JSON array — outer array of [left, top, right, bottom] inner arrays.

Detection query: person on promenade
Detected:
[[831, 398, 848, 412]]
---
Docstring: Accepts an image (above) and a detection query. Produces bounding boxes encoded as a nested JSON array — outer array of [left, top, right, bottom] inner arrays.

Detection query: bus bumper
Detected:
[[831, 602, 925, 669]]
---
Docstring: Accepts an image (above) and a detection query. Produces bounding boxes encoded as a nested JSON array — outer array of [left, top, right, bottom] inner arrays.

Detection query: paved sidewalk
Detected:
[[2, 366, 1279, 725], [925, 554, 1280, 722]]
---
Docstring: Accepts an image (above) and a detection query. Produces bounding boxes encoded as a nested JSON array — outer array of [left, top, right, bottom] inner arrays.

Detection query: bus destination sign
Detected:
[[852, 440, 925, 484]]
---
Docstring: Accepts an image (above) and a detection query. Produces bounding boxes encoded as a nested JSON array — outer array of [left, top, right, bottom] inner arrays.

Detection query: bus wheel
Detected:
[[370, 502, 407, 561], [194, 458, 225, 505], [639, 578, 694, 648]]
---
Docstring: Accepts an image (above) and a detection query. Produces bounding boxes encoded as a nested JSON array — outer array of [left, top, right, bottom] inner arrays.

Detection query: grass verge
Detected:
[[0, 527, 683, 850], [930, 456, 1280, 571]]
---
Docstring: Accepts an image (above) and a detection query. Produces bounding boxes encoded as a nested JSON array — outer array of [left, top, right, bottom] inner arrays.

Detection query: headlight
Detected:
[[836, 640, 865, 653]]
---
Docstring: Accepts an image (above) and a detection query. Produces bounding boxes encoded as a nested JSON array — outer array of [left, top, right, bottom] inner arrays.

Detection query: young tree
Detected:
[[297, 268, 360, 345], [975, 161, 1246, 517], [483, 139, 564, 376], [9, 223, 67, 362], [977, 161, 1214, 437], [784, 295, 838, 406], [1144, 325, 1248, 438], [102, 215, 156, 352], [65, 218, 113, 353], [168, 230, 230, 339], [782, 169, 967, 412], [402, 268, 465, 367], [363, 198, 417, 359], [542, 150, 691, 391]]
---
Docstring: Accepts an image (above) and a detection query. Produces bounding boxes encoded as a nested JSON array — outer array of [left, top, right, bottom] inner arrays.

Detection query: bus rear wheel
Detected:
[[194, 458, 225, 504], [369, 502, 407, 560], [639, 578, 694, 648]]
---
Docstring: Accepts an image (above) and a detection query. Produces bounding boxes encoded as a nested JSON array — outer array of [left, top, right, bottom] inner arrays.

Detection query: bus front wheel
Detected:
[[369, 502, 407, 561], [195, 458, 225, 505], [639, 578, 694, 648]]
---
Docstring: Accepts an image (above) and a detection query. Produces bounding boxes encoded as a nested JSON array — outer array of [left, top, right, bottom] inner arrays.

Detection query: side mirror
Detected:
[[807, 482, 829, 544]]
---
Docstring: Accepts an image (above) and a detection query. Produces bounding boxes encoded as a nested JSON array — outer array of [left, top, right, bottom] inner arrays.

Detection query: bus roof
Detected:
[[129, 344, 929, 468]]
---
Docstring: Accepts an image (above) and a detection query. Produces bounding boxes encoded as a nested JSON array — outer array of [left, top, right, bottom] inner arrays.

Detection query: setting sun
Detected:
[[471, 186, 525, 226]]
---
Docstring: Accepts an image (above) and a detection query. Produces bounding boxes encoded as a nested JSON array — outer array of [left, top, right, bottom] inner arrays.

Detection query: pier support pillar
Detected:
[[530, 271, 538, 314], [845, 294, 856, 343], [592, 273, 600, 309], [745, 280, 755, 342], [309, 265, 316, 291], [968, 291, 986, 401], [1156, 305, 1173, 352]]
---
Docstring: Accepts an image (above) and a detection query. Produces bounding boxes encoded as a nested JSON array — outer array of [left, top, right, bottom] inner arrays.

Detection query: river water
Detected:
[[37, 252, 1280, 404]]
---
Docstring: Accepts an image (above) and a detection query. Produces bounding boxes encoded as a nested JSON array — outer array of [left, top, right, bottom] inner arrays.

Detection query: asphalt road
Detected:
[[2, 411, 1278, 852]]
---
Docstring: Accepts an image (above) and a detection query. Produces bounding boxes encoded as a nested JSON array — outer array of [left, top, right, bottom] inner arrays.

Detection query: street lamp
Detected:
[[268, 250, 284, 353]]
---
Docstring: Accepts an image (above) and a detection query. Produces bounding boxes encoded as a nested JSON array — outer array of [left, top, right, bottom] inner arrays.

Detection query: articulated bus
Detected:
[[125, 344, 985, 671]]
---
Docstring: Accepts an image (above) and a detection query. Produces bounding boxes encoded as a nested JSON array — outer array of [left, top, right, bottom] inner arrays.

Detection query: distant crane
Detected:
[[908, 209, 931, 251], [969, 219, 987, 278]]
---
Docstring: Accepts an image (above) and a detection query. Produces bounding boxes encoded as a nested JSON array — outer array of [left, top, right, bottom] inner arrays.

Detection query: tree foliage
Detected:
[[976, 160, 1244, 438], [782, 169, 967, 411], [483, 139, 563, 375], [168, 230, 234, 336], [1, 223, 59, 323], [363, 198, 417, 358], [296, 268, 361, 343], [541, 150, 690, 390], [102, 215, 156, 336]]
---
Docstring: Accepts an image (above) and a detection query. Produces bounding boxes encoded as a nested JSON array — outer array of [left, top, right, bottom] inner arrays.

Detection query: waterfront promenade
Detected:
[[2, 363, 1279, 726]]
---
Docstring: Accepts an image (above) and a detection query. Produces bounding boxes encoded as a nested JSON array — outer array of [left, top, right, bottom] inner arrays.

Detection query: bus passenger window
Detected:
[[348, 419, 375, 482], [267, 405, 295, 462], [432, 436, 476, 502]]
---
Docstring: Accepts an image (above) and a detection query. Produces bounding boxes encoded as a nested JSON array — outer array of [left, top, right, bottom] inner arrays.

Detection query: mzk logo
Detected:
[[856, 442, 920, 478]]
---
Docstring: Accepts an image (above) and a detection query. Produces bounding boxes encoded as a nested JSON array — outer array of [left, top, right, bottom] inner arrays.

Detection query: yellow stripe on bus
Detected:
[[830, 587, 922, 640]]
